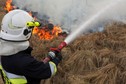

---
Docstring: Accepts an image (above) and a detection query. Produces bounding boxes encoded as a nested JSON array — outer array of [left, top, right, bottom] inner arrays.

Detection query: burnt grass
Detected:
[[1, 1, 126, 84]]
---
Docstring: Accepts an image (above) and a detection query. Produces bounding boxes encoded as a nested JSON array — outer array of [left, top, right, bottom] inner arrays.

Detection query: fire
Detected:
[[4, 0, 63, 40], [29, 12, 63, 40], [4, 0, 13, 12], [33, 26, 62, 40], [28, 11, 32, 16], [28, 11, 63, 40]]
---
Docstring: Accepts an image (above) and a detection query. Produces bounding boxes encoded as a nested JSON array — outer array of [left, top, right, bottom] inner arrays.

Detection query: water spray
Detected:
[[43, 0, 124, 63], [65, 0, 123, 44]]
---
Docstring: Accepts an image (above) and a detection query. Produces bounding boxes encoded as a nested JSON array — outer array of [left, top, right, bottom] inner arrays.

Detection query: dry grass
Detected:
[[1, 0, 126, 84], [0, 0, 6, 83], [29, 22, 126, 84], [0, 0, 6, 24]]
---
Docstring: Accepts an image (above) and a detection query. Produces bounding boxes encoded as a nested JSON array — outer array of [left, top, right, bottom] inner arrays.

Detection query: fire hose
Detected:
[[43, 41, 67, 63], [26, 21, 67, 63]]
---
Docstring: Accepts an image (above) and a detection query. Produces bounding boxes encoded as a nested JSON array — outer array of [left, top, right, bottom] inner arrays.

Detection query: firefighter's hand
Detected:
[[49, 51, 62, 66], [48, 47, 61, 60]]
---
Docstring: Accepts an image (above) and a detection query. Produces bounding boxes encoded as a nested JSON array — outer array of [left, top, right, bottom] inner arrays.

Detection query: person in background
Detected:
[[0, 9, 62, 84]]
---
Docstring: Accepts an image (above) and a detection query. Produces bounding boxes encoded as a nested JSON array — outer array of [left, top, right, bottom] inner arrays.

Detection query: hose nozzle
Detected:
[[43, 41, 67, 63], [58, 42, 67, 50]]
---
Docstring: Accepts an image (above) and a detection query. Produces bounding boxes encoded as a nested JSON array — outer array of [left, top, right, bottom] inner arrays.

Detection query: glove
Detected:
[[48, 48, 62, 66], [51, 51, 62, 66]]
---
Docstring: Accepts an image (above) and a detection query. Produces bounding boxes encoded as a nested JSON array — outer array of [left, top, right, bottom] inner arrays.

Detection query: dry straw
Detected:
[[29, 22, 126, 84]]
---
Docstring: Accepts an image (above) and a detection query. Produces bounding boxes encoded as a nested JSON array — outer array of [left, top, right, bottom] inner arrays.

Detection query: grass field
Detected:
[[0, 0, 126, 84]]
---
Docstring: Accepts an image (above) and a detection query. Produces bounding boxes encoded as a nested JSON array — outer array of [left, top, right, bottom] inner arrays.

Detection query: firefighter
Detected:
[[0, 9, 62, 84]]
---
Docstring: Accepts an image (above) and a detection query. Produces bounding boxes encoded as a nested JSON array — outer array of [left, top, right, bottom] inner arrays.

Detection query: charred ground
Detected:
[[0, 0, 126, 84]]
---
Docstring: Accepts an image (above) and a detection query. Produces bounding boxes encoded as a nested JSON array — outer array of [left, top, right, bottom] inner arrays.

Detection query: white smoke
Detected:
[[64, 0, 126, 44], [13, 0, 126, 31]]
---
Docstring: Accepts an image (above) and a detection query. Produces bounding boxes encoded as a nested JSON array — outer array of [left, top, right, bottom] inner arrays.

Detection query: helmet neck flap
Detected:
[[0, 39, 29, 56]]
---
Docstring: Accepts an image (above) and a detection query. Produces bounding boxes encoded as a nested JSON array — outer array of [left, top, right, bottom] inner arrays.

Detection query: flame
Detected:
[[33, 26, 62, 40], [4, 0, 63, 40], [4, 0, 13, 12], [28, 11, 32, 16]]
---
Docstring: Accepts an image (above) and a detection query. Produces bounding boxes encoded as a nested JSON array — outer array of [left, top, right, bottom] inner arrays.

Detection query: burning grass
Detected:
[[29, 22, 126, 84], [1, 0, 126, 84]]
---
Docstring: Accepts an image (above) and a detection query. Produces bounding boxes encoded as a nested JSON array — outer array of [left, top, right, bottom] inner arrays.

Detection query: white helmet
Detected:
[[0, 9, 34, 41]]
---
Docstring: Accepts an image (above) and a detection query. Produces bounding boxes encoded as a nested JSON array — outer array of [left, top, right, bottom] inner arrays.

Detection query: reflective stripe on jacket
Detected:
[[0, 65, 27, 84]]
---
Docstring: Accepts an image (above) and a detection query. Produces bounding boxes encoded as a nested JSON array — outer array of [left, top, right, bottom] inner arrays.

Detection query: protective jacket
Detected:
[[1, 47, 56, 84]]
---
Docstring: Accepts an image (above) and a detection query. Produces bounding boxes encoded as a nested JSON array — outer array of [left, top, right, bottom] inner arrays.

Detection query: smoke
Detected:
[[13, 0, 126, 32], [64, 0, 126, 44]]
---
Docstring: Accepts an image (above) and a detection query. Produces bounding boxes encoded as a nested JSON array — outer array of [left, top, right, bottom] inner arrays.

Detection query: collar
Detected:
[[0, 40, 29, 56]]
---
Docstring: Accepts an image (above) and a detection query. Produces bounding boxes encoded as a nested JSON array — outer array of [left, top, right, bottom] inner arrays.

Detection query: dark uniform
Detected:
[[1, 47, 57, 84]]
